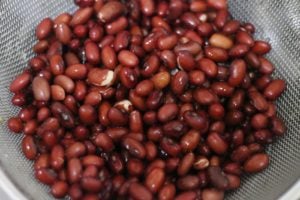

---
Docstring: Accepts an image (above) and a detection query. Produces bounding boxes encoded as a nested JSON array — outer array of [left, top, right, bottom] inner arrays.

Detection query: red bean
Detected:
[[101, 45, 117, 69], [51, 181, 68, 198], [244, 153, 269, 173], [129, 182, 153, 200], [118, 67, 138, 89], [207, 0, 227, 10], [55, 23, 72, 44], [71, 7, 93, 26], [79, 105, 97, 125], [249, 91, 269, 111], [202, 188, 224, 200], [198, 58, 218, 78], [67, 158, 82, 183], [207, 132, 228, 154], [135, 80, 154, 97], [22, 136, 37, 160], [211, 82, 234, 97], [152, 71, 171, 90], [118, 50, 139, 68], [175, 191, 197, 200], [209, 33, 233, 49], [7, 117, 23, 133], [89, 25, 103, 42], [157, 34, 178, 50], [35, 168, 57, 186], [159, 184, 176, 200], [106, 16, 128, 35], [229, 44, 250, 57], [263, 79, 286, 100], [66, 142, 86, 159], [177, 152, 195, 176], [271, 116, 286, 136], [97, 1, 125, 23], [205, 46, 229, 62], [65, 64, 88, 80], [88, 68, 115, 87], [51, 145, 65, 170], [123, 137, 146, 159], [32, 77, 50, 101], [236, 31, 254, 47], [36, 18, 53, 40], [10, 72, 31, 93], [228, 59, 247, 86], [252, 41, 271, 55], [259, 57, 274, 75], [158, 103, 179, 123], [81, 177, 103, 192], [193, 88, 217, 105], [177, 51, 196, 71], [171, 71, 189, 95], [85, 42, 101, 64], [145, 167, 165, 193]]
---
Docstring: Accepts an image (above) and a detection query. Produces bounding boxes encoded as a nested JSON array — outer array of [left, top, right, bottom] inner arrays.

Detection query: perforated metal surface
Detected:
[[0, 0, 299, 200]]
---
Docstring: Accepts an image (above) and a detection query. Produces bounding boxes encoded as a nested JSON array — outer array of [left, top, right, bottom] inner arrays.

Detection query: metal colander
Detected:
[[0, 0, 299, 199]]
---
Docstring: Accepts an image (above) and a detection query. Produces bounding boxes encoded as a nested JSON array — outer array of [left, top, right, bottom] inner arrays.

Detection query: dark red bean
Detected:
[[159, 184, 176, 200], [97, 1, 125, 23], [252, 41, 271, 55], [22, 136, 37, 160], [71, 7, 93, 26], [51, 181, 68, 198], [177, 152, 195, 176], [228, 59, 247, 86], [207, 166, 229, 189], [202, 188, 224, 200], [85, 42, 101, 64], [205, 46, 228, 62], [259, 57, 274, 75], [106, 16, 128, 35], [122, 137, 146, 159], [263, 79, 286, 100], [129, 182, 153, 200], [244, 153, 269, 173], [271, 116, 286, 136], [135, 80, 154, 97], [7, 117, 23, 133], [177, 175, 200, 190], [36, 18, 53, 40], [193, 88, 217, 105], [236, 31, 254, 47], [94, 133, 114, 152], [67, 158, 82, 183], [119, 67, 138, 88], [183, 111, 208, 130], [161, 137, 181, 157], [158, 103, 179, 123], [180, 130, 200, 152], [229, 44, 250, 57], [145, 167, 165, 193], [102, 45, 117, 69], [175, 191, 197, 200], [207, 132, 228, 154], [107, 107, 128, 126], [249, 91, 269, 111], [65, 64, 88, 80], [198, 58, 218, 78]]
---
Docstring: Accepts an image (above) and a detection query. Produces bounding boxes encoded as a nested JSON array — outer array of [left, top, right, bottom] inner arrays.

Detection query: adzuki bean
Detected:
[[7, 0, 287, 199]]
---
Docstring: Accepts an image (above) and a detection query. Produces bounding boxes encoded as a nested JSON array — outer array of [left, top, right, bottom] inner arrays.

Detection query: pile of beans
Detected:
[[7, 0, 287, 199]]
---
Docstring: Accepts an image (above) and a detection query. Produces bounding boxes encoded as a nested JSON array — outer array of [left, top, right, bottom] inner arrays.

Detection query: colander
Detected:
[[0, 0, 299, 199]]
